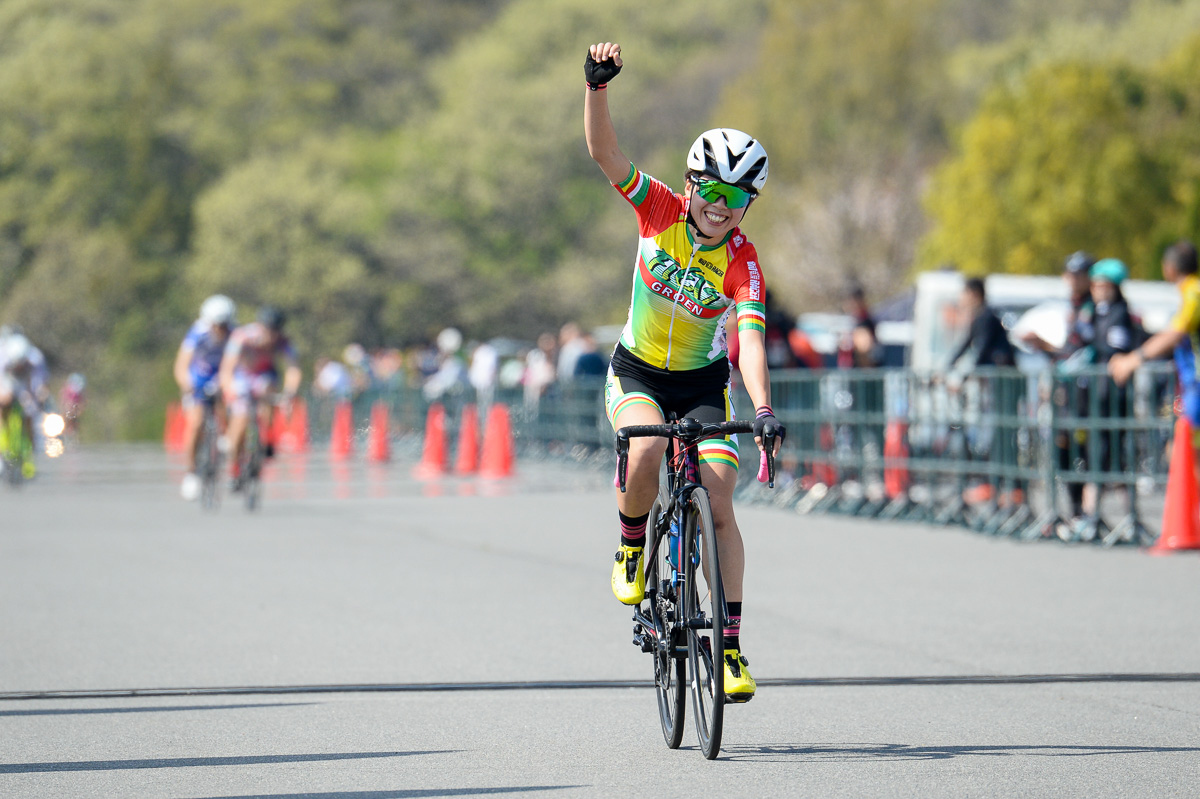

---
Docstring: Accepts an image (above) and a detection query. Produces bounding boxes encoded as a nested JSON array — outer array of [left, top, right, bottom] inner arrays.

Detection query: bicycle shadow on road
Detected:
[[183, 788, 583, 799], [719, 742, 1200, 763], [0, 751, 458, 774]]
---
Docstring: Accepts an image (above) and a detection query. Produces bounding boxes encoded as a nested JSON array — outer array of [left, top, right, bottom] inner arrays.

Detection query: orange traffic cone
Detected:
[[165, 402, 187, 453], [269, 404, 288, 452], [366, 401, 391, 463], [163, 402, 179, 452], [455, 404, 480, 475], [414, 403, 447, 478], [1150, 416, 1200, 554], [883, 420, 910, 499], [329, 400, 354, 460], [288, 399, 311, 453], [480, 404, 515, 479]]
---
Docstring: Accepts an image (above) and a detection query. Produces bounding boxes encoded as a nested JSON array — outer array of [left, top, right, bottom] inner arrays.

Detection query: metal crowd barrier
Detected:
[[306, 363, 1177, 546]]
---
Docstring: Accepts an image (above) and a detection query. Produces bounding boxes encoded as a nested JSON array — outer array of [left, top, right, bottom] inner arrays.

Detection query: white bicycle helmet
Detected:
[[199, 294, 237, 327], [686, 128, 769, 191], [3, 334, 32, 365]]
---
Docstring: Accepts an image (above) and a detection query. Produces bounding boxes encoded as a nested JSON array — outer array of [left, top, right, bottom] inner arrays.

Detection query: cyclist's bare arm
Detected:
[[584, 42, 631, 185], [218, 344, 239, 399], [281, 362, 302, 398], [736, 329, 780, 455], [173, 343, 194, 393]]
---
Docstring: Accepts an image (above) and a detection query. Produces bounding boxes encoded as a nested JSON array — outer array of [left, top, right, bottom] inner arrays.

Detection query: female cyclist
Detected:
[[584, 41, 784, 700]]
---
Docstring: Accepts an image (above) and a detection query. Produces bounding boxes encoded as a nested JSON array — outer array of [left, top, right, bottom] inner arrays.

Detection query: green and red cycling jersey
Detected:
[[612, 163, 767, 372]]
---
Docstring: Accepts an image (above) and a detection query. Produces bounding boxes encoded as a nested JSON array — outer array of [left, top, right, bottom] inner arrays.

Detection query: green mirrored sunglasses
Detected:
[[692, 177, 756, 209]]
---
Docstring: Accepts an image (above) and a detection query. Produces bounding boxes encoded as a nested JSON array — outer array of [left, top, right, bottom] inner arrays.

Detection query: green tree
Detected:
[[919, 59, 1183, 277]]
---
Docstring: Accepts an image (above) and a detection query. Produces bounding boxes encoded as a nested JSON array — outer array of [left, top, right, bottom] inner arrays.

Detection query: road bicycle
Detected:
[[194, 397, 223, 511], [1, 407, 35, 487], [235, 392, 291, 512], [616, 416, 775, 759]]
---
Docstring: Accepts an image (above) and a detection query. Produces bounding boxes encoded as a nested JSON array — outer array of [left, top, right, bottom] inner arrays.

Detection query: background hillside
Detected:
[[2, 0, 1199, 438]]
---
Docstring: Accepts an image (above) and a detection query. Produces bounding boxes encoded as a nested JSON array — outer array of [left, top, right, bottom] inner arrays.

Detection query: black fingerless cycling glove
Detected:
[[585, 52, 621, 91], [753, 405, 787, 445]]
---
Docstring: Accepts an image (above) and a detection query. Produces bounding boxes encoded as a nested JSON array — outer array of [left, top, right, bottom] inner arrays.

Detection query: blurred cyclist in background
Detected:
[[58, 373, 86, 438], [174, 295, 237, 501], [219, 305, 302, 490], [0, 331, 50, 478]]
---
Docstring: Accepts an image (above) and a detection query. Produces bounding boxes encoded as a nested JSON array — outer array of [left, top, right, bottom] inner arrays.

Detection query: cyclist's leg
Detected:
[[255, 372, 280, 456], [691, 387, 755, 696], [605, 369, 666, 604], [698, 461, 743, 602], [226, 372, 253, 478], [686, 386, 744, 602], [181, 394, 205, 473], [606, 368, 667, 515]]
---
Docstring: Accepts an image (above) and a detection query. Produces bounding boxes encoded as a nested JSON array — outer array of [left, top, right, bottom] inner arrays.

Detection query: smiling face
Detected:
[[686, 176, 752, 243]]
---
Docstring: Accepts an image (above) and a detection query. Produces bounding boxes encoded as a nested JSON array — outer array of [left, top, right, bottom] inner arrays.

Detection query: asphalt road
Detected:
[[2, 445, 1200, 798]]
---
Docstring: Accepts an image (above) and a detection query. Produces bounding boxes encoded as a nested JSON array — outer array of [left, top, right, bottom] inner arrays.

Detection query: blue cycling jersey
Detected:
[[183, 322, 226, 385]]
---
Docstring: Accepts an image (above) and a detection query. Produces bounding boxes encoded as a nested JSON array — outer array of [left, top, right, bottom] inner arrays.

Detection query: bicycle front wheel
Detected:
[[645, 490, 685, 749], [684, 487, 724, 759], [198, 411, 221, 511], [243, 419, 262, 512]]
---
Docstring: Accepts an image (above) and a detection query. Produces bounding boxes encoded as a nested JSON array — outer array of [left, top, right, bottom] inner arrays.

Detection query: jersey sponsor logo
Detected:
[[733, 235, 744, 247], [640, 250, 725, 318], [746, 260, 761, 301], [698, 256, 725, 277]]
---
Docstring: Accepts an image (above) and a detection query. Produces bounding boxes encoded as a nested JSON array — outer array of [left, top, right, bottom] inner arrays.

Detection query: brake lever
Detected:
[[615, 432, 629, 493], [757, 430, 777, 488]]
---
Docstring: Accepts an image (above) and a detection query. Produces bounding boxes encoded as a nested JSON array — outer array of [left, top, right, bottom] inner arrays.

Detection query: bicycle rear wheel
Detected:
[[645, 490, 686, 749], [242, 417, 262, 512], [198, 410, 221, 511], [684, 487, 724, 759]]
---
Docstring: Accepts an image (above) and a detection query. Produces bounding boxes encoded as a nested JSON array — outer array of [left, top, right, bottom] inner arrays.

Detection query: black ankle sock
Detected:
[[724, 601, 742, 652], [618, 510, 649, 549]]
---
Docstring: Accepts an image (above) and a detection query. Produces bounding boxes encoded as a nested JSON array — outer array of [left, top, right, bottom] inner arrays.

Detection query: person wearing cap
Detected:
[[1021, 252, 1097, 528], [1021, 251, 1096, 357], [1067, 258, 1138, 540], [1110, 241, 1200, 476]]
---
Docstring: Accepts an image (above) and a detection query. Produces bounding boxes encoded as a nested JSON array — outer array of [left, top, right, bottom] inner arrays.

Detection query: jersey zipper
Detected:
[[663, 238, 703, 370]]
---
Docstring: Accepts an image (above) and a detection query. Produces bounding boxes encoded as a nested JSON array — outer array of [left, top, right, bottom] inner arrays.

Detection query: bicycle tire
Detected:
[[242, 415, 261, 512], [684, 486, 724, 759], [198, 409, 221, 511], [645, 490, 686, 749]]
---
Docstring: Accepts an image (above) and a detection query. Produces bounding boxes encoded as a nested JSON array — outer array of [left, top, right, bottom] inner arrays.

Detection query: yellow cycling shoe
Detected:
[[611, 545, 645, 605], [21, 460, 36, 480], [723, 649, 756, 702]]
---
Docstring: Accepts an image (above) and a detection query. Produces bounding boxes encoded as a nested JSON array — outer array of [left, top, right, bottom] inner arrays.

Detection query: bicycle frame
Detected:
[[621, 420, 739, 652]]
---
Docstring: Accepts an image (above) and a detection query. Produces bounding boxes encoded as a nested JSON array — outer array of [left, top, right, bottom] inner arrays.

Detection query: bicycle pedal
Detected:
[[724, 692, 754, 705]]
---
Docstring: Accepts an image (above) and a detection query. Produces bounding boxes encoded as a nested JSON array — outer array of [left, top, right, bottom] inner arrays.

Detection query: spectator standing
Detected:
[[947, 277, 1019, 507], [572, 332, 608, 379], [1069, 259, 1137, 540], [1111, 240, 1200, 488], [557, 322, 586, 382], [1023, 251, 1096, 525], [468, 340, 500, 408], [948, 278, 1016, 370], [523, 332, 557, 411]]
